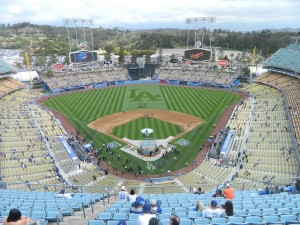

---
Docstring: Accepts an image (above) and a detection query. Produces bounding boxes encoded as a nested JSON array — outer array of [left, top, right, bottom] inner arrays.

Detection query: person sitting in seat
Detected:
[[128, 188, 138, 203], [222, 184, 234, 199], [202, 200, 222, 218], [3, 208, 37, 225], [169, 215, 180, 225], [137, 204, 156, 225], [193, 186, 204, 194], [221, 200, 234, 216], [149, 199, 162, 214], [196, 200, 206, 212], [130, 199, 143, 214], [57, 189, 73, 199]]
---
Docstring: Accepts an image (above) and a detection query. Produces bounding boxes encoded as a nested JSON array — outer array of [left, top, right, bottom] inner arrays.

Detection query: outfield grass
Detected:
[[44, 85, 241, 175], [112, 117, 182, 139]]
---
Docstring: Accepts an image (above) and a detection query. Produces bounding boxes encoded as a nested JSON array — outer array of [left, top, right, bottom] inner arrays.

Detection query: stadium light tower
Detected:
[[185, 17, 216, 49], [63, 18, 95, 52]]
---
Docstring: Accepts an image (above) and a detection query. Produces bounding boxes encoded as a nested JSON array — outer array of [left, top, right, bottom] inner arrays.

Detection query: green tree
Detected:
[[118, 45, 125, 65], [158, 48, 163, 64], [104, 44, 114, 59]]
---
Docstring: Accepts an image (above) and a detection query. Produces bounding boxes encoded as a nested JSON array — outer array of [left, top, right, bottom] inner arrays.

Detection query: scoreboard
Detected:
[[69, 51, 98, 63]]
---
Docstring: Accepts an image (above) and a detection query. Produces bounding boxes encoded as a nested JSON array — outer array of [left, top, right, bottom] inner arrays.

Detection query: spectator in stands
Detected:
[[137, 203, 156, 225], [3, 208, 33, 225], [221, 201, 234, 216], [295, 179, 300, 193], [222, 184, 234, 199], [57, 189, 73, 199], [118, 186, 128, 202], [202, 200, 222, 218], [212, 189, 224, 198], [169, 215, 180, 225], [117, 220, 127, 225], [128, 188, 137, 203], [271, 186, 281, 194], [196, 200, 206, 212], [193, 186, 204, 194], [130, 199, 143, 214], [149, 199, 162, 214], [148, 217, 158, 225]]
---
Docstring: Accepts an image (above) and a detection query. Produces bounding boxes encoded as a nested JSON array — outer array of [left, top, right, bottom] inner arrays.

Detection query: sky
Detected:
[[1, 0, 300, 31]]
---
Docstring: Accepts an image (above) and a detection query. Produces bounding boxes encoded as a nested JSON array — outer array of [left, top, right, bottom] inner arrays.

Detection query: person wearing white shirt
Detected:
[[128, 188, 137, 203], [137, 204, 156, 225], [202, 200, 222, 218], [118, 186, 128, 202]]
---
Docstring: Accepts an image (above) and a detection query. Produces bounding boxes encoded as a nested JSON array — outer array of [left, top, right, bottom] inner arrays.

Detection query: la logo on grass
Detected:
[[128, 89, 162, 101]]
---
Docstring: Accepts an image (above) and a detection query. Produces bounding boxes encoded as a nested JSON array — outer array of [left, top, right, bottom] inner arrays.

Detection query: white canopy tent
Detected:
[[11, 71, 39, 82]]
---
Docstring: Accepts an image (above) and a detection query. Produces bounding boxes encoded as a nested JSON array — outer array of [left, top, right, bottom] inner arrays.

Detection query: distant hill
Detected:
[[0, 23, 299, 59]]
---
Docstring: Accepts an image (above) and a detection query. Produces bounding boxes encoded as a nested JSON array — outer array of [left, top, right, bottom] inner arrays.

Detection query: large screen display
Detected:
[[69, 51, 98, 63], [184, 48, 211, 62]]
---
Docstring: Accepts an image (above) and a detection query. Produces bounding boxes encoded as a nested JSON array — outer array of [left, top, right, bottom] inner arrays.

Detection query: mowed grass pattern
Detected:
[[44, 85, 241, 175], [45, 87, 126, 123], [112, 117, 182, 139], [160, 85, 237, 119]]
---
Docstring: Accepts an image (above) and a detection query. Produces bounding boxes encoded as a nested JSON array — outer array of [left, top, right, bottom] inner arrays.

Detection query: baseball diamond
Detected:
[[44, 84, 241, 175]]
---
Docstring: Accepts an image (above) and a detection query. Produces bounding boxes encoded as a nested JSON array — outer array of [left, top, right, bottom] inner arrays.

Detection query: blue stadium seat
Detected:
[[159, 219, 171, 225], [105, 208, 117, 213], [235, 205, 243, 210], [256, 204, 269, 210], [161, 208, 173, 214], [262, 208, 277, 216], [262, 215, 284, 225], [118, 208, 130, 214], [112, 213, 127, 220], [280, 214, 300, 224], [96, 213, 112, 221], [88, 219, 105, 225], [179, 218, 193, 225], [31, 211, 46, 219], [234, 210, 247, 217], [194, 217, 211, 225], [175, 212, 188, 218], [245, 216, 265, 225], [187, 210, 202, 219], [128, 213, 140, 220], [270, 204, 283, 210], [45, 211, 62, 222], [107, 220, 120, 225], [284, 203, 296, 209], [174, 208, 187, 213], [276, 208, 290, 215], [60, 208, 74, 216], [291, 207, 300, 215], [248, 209, 263, 216], [158, 213, 173, 220], [228, 216, 247, 225], [127, 221, 138, 225], [243, 205, 256, 210], [211, 217, 227, 225]]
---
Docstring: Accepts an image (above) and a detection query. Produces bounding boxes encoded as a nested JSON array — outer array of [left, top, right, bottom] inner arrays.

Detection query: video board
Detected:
[[69, 51, 98, 63], [184, 48, 211, 62]]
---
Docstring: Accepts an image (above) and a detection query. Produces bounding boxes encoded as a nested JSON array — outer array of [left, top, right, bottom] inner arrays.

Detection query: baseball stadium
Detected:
[[0, 41, 300, 225]]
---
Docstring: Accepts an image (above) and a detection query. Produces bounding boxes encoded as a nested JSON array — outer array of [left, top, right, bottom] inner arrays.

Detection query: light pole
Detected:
[[185, 17, 216, 49]]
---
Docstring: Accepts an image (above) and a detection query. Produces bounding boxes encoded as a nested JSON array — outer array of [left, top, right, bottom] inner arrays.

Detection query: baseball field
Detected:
[[44, 84, 241, 175]]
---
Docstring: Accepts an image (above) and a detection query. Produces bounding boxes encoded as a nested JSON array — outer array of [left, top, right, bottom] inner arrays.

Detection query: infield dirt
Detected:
[[88, 109, 203, 142]]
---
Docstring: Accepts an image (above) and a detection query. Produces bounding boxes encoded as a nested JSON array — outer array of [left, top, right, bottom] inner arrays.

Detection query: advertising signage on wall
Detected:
[[184, 48, 211, 62]]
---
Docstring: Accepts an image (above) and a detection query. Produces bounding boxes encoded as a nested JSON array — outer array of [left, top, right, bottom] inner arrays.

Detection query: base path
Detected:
[[36, 88, 249, 180], [88, 109, 203, 142]]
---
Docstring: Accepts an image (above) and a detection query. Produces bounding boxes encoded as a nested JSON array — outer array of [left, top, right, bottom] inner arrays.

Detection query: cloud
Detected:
[[0, 0, 299, 31]]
